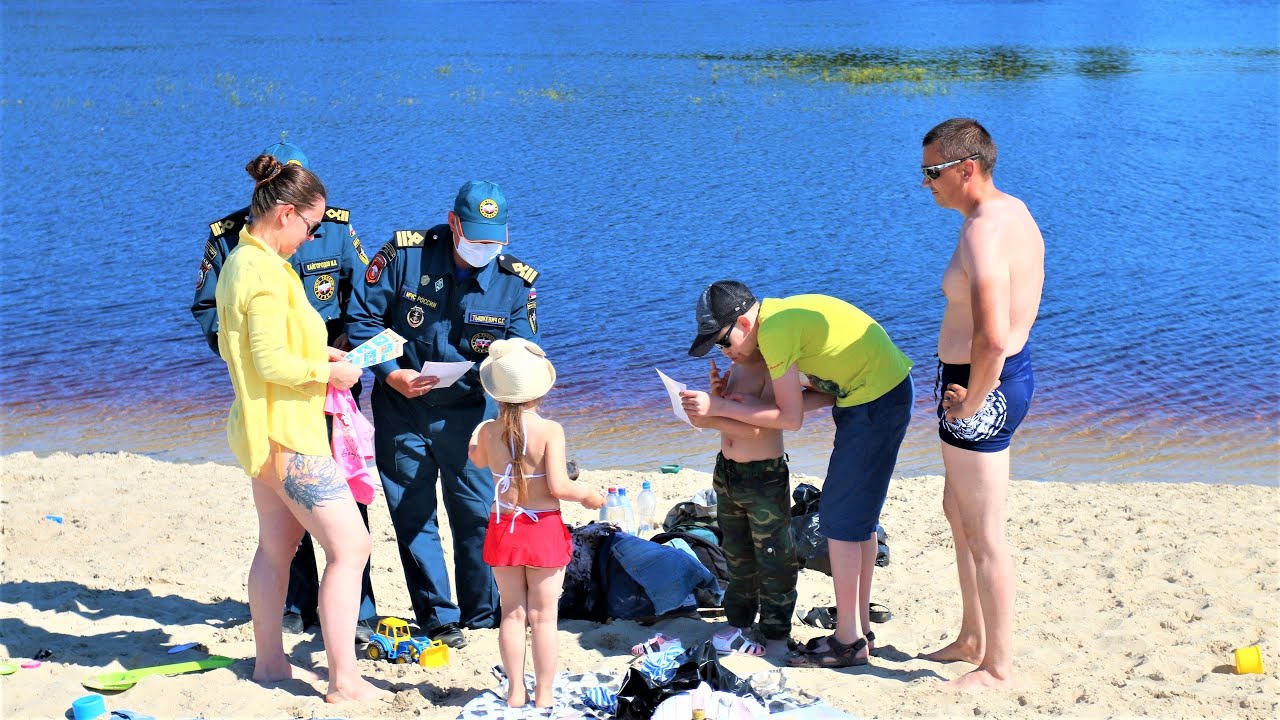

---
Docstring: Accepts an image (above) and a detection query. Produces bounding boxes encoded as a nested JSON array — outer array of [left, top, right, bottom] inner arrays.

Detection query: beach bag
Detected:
[[790, 483, 889, 575], [662, 490, 722, 544]]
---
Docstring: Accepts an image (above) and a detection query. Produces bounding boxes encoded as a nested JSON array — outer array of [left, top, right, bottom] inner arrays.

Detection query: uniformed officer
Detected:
[[345, 180, 540, 649], [191, 139, 379, 642]]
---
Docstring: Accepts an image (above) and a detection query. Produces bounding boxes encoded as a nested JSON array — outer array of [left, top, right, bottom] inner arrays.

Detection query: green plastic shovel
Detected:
[[82, 655, 235, 691]]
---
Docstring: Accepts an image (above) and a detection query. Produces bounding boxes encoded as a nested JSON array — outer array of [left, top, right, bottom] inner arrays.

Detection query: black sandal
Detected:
[[798, 606, 837, 629], [785, 635, 868, 668], [799, 603, 891, 628]]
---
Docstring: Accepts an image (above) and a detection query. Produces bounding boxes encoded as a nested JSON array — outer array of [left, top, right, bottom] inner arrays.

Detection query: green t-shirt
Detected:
[[757, 294, 913, 407]]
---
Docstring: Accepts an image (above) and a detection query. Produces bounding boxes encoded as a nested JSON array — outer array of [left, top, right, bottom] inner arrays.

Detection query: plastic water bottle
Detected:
[[636, 481, 657, 537], [600, 487, 621, 525], [618, 487, 636, 534]]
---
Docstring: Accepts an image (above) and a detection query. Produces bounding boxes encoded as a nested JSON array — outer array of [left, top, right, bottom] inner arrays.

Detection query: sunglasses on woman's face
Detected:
[[294, 209, 323, 237], [921, 154, 980, 181]]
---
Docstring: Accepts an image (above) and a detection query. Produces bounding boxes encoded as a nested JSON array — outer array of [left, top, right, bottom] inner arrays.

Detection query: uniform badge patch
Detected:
[[195, 259, 212, 290], [325, 207, 350, 223], [470, 332, 496, 354], [365, 253, 387, 284], [526, 287, 538, 334], [352, 229, 369, 265], [313, 273, 335, 301], [407, 306, 425, 328], [478, 198, 499, 219], [420, 274, 431, 287], [203, 240, 217, 260], [434, 278, 444, 292]]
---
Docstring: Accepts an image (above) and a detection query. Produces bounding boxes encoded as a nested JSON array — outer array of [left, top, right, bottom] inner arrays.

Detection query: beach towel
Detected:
[[324, 386, 378, 504], [455, 669, 616, 719]]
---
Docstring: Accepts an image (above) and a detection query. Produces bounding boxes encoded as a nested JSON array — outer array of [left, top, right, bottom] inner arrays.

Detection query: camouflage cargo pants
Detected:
[[712, 453, 797, 640]]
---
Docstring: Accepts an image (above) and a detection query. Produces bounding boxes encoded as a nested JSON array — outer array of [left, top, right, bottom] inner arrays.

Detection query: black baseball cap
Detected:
[[688, 280, 756, 357]]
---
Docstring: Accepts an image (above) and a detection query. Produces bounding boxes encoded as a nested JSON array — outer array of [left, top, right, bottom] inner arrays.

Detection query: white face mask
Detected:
[[456, 238, 502, 268]]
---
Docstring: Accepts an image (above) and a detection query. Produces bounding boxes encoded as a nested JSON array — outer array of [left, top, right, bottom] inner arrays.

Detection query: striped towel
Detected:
[[582, 685, 617, 714], [639, 645, 686, 686]]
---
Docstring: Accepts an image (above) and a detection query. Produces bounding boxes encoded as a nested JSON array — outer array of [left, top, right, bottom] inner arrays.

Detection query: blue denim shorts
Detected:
[[820, 375, 913, 542]]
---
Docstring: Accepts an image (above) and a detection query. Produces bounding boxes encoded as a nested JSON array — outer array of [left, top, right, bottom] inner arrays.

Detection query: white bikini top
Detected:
[[491, 412, 551, 533]]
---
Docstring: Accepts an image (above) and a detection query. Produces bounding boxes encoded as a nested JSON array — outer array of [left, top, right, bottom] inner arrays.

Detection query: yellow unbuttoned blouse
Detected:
[[216, 226, 331, 477]]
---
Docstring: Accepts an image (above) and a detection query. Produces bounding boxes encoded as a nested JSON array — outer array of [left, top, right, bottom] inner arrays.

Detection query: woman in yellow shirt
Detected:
[[216, 154, 384, 704]]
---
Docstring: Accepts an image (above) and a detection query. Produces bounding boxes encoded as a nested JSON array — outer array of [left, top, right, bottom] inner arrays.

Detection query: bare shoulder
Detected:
[[528, 414, 565, 439], [727, 360, 769, 396], [475, 418, 499, 441]]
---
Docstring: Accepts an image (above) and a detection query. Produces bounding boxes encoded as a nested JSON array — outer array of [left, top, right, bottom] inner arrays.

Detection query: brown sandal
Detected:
[[785, 635, 868, 668]]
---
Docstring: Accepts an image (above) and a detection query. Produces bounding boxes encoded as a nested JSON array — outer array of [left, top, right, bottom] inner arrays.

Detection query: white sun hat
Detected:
[[479, 338, 557, 403]]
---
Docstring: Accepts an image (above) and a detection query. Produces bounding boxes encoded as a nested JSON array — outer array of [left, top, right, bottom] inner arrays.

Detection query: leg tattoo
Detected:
[[281, 454, 348, 510]]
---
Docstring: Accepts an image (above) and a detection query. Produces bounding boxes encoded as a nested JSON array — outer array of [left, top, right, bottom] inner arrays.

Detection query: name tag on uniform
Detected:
[[302, 257, 340, 274], [466, 310, 508, 328]]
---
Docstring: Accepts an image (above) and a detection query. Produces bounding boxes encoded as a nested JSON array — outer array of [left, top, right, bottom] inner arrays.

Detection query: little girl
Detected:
[[469, 338, 606, 709]]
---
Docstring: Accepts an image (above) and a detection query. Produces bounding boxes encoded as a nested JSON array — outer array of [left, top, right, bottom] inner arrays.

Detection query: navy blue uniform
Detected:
[[346, 224, 540, 631], [190, 205, 378, 625], [192, 206, 371, 353]]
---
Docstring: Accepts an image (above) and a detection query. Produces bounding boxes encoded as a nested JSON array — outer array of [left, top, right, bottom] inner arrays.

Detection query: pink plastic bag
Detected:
[[324, 386, 378, 505]]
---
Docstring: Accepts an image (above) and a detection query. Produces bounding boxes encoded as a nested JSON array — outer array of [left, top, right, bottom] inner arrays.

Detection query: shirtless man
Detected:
[[917, 118, 1045, 691]]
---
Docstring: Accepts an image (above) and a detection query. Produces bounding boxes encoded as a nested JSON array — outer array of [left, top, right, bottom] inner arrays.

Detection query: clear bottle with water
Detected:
[[636, 481, 657, 537], [618, 487, 635, 534], [600, 487, 622, 526]]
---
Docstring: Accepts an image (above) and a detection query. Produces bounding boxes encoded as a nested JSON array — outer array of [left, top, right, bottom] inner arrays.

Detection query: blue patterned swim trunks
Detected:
[[937, 345, 1034, 453]]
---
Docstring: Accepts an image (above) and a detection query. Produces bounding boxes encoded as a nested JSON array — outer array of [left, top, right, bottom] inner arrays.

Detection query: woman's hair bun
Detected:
[[246, 154, 284, 185]]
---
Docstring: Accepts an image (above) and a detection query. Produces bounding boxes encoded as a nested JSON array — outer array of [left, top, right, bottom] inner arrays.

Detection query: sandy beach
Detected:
[[1, 450, 1276, 719]]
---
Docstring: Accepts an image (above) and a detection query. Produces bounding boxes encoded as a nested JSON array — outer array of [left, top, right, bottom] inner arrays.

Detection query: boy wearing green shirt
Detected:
[[681, 280, 913, 668]]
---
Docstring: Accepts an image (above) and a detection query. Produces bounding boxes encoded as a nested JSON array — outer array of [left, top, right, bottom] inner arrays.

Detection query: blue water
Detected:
[[2, 1, 1277, 485]]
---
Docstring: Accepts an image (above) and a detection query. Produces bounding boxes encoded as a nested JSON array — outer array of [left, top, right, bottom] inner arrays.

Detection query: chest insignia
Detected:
[[313, 274, 335, 301]]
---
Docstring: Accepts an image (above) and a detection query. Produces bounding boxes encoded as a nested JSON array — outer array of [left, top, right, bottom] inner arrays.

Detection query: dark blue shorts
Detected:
[[820, 375, 913, 542], [936, 345, 1035, 453]]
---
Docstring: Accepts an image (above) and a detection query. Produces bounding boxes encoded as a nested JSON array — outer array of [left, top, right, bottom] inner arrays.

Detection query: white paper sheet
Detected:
[[419, 360, 476, 389], [656, 368, 702, 430]]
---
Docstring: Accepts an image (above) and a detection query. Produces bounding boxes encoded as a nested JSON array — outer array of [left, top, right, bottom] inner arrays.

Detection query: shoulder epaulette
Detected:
[[394, 229, 438, 248], [498, 253, 539, 286], [208, 210, 247, 239], [324, 206, 351, 224]]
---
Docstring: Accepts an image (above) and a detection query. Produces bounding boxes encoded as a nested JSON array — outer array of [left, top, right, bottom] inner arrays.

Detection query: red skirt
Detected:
[[482, 510, 572, 568]]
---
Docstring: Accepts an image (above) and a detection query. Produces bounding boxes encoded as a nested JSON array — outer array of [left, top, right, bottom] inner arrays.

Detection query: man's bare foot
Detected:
[[252, 659, 321, 683], [919, 638, 983, 665], [943, 666, 1014, 692], [765, 638, 791, 659], [325, 676, 390, 703]]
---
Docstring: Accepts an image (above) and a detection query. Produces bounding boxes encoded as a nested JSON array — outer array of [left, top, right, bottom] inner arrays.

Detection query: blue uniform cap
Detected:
[[454, 180, 508, 243], [261, 141, 309, 169]]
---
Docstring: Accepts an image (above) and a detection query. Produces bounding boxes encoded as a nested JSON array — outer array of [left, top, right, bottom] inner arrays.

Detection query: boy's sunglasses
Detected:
[[921, 154, 980, 181], [715, 325, 735, 348]]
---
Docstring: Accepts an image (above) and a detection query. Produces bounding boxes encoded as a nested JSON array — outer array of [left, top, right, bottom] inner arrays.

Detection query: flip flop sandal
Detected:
[[798, 606, 837, 629], [712, 629, 765, 657], [630, 632, 679, 657], [785, 635, 868, 668], [870, 603, 892, 624]]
